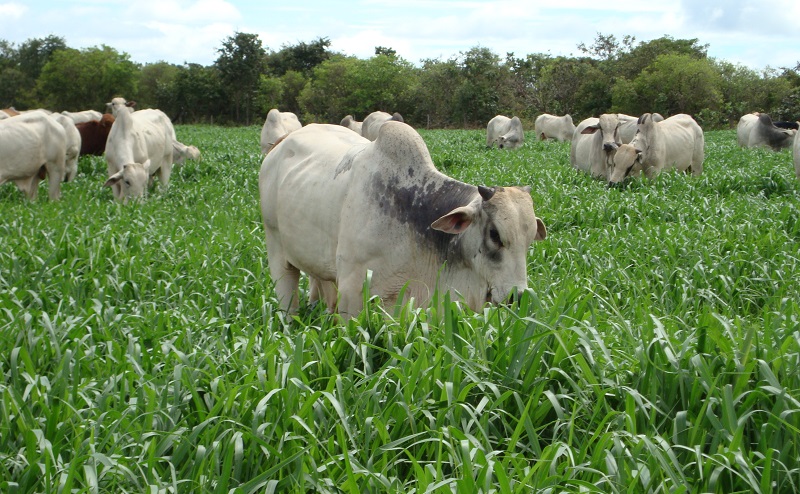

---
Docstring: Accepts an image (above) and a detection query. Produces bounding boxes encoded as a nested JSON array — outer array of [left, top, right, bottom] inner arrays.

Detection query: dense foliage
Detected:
[[1, 125, 799, 492], [1, 33, 799, 128]]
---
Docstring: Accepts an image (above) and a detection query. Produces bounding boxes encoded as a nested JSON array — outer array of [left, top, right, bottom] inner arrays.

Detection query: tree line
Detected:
[[1, 32, 798, 130]]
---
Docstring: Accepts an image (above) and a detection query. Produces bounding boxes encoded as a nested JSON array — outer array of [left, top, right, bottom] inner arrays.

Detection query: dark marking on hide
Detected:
[[757, 113, 795, 150], [369, 174, 478, 264]]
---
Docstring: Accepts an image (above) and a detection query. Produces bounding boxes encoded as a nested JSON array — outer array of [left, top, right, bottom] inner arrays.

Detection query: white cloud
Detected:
[[0, 2, 26, 19], [125, 0, 241, 25]]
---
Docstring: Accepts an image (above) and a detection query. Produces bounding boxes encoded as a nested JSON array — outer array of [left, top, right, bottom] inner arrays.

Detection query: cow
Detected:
[[259, 121, 547, 318], [486, 115, 525, 149], [361, 111, 404, 141], [340, 115, 363, 134], [607, 113, 704, 187], [534, 114, 576, 142], [0, 110, 67, 200], [75, 113, 115, 156], [103, 97, 174, 202], [737, 112, 796, 151], [0, 108, 20, 119], [51, 113, 81, 182], [260, 109, 302, 154], [173, 140, 201, 165], [794, 125, 800, 180], [61, 109, 103, 124]]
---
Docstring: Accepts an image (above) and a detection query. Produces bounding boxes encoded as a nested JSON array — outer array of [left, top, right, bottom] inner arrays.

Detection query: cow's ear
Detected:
[[534, 218, 547, 241], [104, 170, 123, 187], [431, 205, 477, 234], [581, 125, 599, 135]]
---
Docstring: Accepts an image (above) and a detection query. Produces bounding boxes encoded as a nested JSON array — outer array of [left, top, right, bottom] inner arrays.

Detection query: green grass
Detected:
[[1, 125, 799, 493]]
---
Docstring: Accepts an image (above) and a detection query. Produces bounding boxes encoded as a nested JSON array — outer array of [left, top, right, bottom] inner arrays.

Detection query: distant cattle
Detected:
[[61, 110, 103, 124], [486, 115, 525, 149], [51, 113, 82, 182], [104, 97, 174, 202], [340, 115, 363, 134], [260, 109, 302, 154], [259, 121, 547, 318], [794, 126, 800, 180], [75, 114, 115, 156], [534, 114, 575, 142], [361, 111, 404, 141], [607, 113, 704, 186], [737, 112, 796, 151], [0, 110, 67, 200]]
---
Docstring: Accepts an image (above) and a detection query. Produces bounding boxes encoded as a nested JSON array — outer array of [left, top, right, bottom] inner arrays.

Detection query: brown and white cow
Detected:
[[0, 110, 67, 200], [259, 121, 547, 318], [76, 113, 115, 156], [607, 113, 704, 186]]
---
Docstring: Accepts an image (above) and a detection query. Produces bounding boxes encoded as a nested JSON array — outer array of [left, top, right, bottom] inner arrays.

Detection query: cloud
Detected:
[[0, 2, 26, 20], [124, 0, 241, 25]]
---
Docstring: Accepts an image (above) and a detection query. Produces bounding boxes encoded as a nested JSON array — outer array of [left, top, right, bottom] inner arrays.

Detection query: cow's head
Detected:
[[106, 97, 136, 117], [104, 161, 149, 203], [607, 143, 643, 187], [581, 113, 624, 155], [430, 185, 546, 307]]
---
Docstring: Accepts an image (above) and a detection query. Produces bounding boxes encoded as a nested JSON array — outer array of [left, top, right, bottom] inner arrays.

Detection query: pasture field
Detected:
[[1, 124, 800, 493]]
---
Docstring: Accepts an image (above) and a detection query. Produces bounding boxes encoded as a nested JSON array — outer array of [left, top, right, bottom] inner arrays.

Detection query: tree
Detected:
[[215, 32, 266, 123], [266, 37, 332, 77], [138, 61, 181, 110], [452, 46, 511, 127], [37, 45, 138, 111], [631, 54, 721, 116], [411, 58, 461, 128]]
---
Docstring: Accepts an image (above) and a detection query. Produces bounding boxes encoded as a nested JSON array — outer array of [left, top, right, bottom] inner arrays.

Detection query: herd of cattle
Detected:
[[0, 100, 200, 201], [2, 101, 798, 317]]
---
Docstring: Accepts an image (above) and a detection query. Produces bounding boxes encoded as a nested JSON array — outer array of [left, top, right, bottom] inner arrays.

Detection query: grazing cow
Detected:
[[104, 97, 174, 202], [51, 113, 81, 182], [486, 115, 525, 149], [61, 109, 103, 124], [173, 140, 201, 164], [259, 121, 547, 318], [361, 111, 404, 141], [737, 112, 796, 150], [607, 113, 704, 186], [75, 113, 115, 156], [0, 110, 67, 200], [340, 115, 363, 134], [534, 114, 576, 142], [794, 125, 800, 180], [260, 109, 302, 154]]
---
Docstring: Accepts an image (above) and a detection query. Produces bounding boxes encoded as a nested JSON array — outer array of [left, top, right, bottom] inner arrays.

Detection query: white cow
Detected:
[[534, 114, 576, 142], [259, 121, 547, 318], [51, 113, 82, 182], [61, 110, 103, 124], [737, 112, 796, 150], [570, 114, 627, 180], [340, 115, 363, 134], [793, 125, 800, 180], [260, 109, 302, 154], [361, 111, 404, 141], [486, 115, 525, 149], [0, 110, 67, 200], [104, 97, 174, 202], [607, 113, 704, 186]]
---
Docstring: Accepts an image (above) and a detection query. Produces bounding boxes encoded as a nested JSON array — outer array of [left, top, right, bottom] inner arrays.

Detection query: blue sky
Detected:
[[1, 1, 798, 71]]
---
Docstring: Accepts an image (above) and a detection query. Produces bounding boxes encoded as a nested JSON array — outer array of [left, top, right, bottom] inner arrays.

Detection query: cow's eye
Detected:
[[489, 228, 502, 247], [124, 180, 131, 186]]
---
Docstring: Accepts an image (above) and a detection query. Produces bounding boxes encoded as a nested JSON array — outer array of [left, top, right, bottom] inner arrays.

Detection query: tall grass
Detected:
[[1, 125, 799, 492]]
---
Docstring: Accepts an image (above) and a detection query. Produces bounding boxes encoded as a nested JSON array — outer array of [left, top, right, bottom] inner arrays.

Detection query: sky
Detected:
[[1, 0, 798, 72]]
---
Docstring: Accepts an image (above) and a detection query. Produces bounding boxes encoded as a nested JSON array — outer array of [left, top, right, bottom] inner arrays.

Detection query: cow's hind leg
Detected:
[[265, 235, 302, 314]]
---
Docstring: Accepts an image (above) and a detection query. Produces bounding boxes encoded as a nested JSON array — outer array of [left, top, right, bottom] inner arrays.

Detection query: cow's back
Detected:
[[646, 114, 704, 173], [260, 124, 368, 279], [737, 113, 759, 147]]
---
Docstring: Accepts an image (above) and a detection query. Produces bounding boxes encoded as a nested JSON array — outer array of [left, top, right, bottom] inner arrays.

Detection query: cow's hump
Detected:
[[374, 121, 432, 166]]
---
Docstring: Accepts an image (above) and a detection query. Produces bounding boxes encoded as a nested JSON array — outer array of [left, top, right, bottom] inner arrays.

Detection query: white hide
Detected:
[[51, 113, 82, 182], [361, 111, 404, 141], [486, 115, 525, 149], [534, 114, 576, 142], [608, 113, 705, 185], [0, 110, 67, 200], [104, 98, 174, 202], [61, 110, 103, 124], [260, 109, 302, 154], [259, 121, 547, 318]]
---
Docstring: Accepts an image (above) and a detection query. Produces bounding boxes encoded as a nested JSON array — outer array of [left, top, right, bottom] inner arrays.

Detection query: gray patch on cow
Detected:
[[334, 145, 367, 178], [369, 174, 478, 264]]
